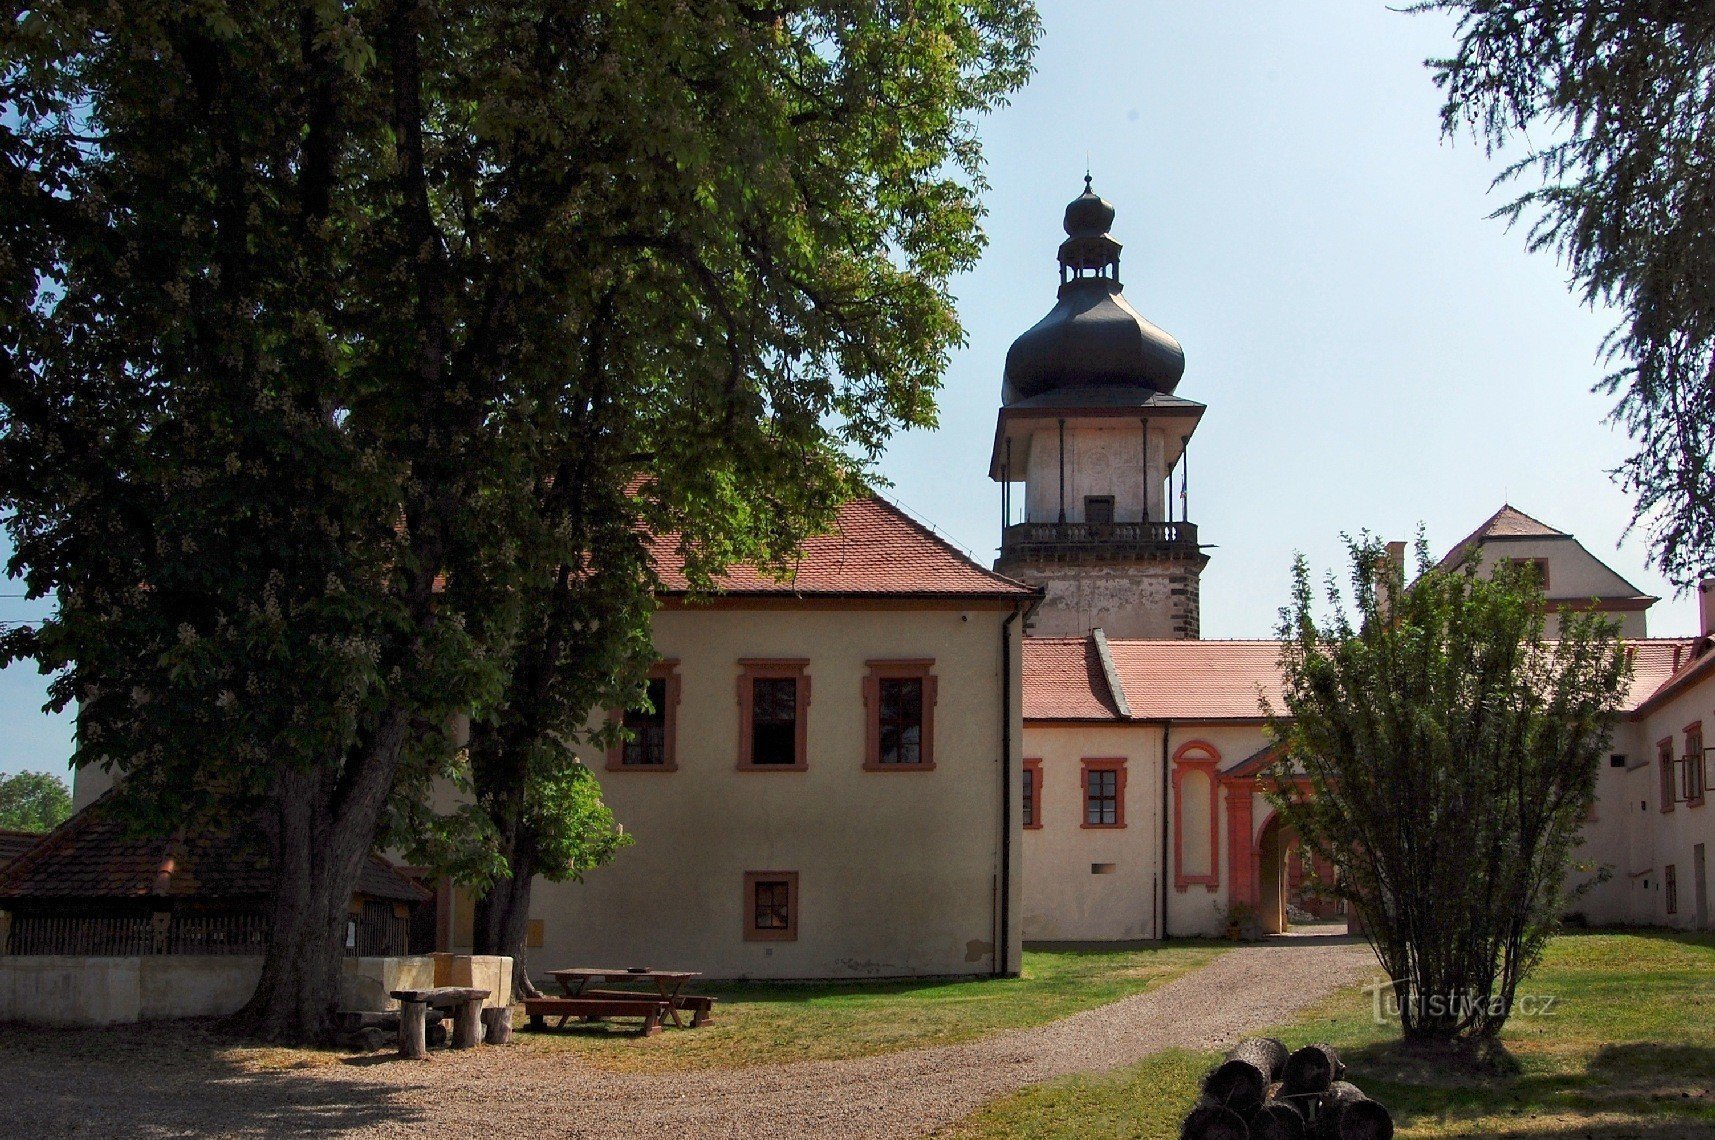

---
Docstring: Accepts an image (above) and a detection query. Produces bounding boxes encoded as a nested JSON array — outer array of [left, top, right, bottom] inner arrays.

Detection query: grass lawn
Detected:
[[513, 942, 1229, 1072], [941, 930, 1715, 1139]]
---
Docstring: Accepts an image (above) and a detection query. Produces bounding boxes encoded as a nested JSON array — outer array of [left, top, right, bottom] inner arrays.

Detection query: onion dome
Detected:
[[1002, 178, 1186, 406]]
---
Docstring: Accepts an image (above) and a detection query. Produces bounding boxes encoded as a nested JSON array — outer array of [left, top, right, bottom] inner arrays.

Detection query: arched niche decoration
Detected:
[[1172, 740, 1222, 892]]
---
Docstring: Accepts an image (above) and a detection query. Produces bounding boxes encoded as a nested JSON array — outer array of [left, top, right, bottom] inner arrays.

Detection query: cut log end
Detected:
[[1180, 1101, 1249, 1140], [1202, 1057, 1270, 1116], [1282, 1042, 1344, 1097]]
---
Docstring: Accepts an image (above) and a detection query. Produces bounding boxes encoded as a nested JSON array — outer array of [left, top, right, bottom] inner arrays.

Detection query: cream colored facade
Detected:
[[523, 601, 1027, 981], [1020, 718, 1281, 942], [1573, 637, 1715, 929]]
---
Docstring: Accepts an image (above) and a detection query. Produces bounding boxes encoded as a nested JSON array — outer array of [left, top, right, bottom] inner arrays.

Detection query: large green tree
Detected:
[[1269, 539, 1629, 1053], [1418, 1, 1715, 586], [0, 770, 71, 832], [1, 0, 1037, 1040]]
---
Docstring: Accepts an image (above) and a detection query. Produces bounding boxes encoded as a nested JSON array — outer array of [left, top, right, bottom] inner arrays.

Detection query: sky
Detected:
[[0, 0, 1698, 780]]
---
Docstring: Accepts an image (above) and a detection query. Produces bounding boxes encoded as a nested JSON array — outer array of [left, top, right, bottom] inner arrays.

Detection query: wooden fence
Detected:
[[6, 913, 269, 956]]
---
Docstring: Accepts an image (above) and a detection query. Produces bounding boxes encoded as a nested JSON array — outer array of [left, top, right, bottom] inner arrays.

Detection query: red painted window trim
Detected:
[[863, 659, 937, 770], [743, 870, 799, 941], [1660, 737, 1677, 813], [1685, 722, 1706, 808], [736, 659, 811, 771], [606, 660, 682, 772], [1171, 741, 1221, 892], [1022, 758, 1043, 829], [1080, 757, 1127, 829]]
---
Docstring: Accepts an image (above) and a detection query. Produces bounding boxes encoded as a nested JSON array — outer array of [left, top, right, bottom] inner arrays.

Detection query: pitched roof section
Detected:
[[0, 829, 42, 870], [1027, 634, 1700, 724], [1627, 637, 1714, 718], [1023, 637, 1124, 720], [0, 796, 428, 904], [1437, 504, 1569, 570], [650, 495, 1039, 601], [1108, 640, 1288, 721]]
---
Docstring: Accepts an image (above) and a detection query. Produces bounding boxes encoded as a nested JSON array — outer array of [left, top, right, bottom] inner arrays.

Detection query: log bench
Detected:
[[390, 986, 491, 1058], [579, 987, 717, 1027], [522, 995, 671, 1036]]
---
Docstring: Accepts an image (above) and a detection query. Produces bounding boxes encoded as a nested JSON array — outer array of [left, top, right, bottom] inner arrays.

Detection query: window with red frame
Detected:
[[1082, 760, 1125, 828], [864, 661, 935, 770], [621, 677, 669, 766], [743, 871, 798, 941]]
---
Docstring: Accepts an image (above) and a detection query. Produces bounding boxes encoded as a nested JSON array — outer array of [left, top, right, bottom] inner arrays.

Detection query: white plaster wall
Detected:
[[528, 604, 1020, 981], [1019, 722, 1163, 942], [1021, 423, 1179, 524], [1468, 537, 1651, 637], [1573, 670, 1715, 929]]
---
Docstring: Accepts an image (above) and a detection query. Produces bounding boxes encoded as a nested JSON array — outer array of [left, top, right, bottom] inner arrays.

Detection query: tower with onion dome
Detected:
[[990, 179, 1208, 639]]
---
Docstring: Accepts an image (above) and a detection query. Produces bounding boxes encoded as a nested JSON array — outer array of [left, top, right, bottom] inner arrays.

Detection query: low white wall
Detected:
[[0, 956, 260, 1027], [0, 954, 461, 1027]]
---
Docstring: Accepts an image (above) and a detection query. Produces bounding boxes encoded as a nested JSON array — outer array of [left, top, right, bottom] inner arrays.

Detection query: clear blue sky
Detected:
[[0, 1, 1696, 780]]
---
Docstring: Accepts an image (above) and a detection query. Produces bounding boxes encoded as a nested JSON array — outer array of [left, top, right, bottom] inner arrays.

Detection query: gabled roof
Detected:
[[0, 795, 428, 904], [0, 829, 43, 870], [1436, 504, 1569, 571], [650, 495, 1040, 601], [1023, 637, 1125, 720]]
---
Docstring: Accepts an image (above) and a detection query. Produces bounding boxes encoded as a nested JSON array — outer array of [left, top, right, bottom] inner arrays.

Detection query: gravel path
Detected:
[[11, 935, 1374, 1138]]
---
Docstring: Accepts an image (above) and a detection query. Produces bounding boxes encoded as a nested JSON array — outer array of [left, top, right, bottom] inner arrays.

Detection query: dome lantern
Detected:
[[1002, 180, 1186, 407]]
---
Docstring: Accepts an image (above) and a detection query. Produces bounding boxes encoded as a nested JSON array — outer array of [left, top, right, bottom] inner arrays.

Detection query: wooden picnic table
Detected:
[[548, 968, 702, 1029]]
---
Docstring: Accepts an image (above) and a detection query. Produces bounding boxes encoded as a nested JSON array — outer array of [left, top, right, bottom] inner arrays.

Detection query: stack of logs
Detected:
[[1181, 1038, 1394, 1140]]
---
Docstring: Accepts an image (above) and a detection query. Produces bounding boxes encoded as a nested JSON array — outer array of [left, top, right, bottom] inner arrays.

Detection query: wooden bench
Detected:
[[580, 988, 718, 1027], [522, 995, 671, 1036], [390, 986, 491, 1058]]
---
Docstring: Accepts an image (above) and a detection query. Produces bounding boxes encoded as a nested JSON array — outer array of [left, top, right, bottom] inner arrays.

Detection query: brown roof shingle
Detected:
[[650, 495, 1039, 600], [0, 829, 43, 871], [0, 797, 428, 904]]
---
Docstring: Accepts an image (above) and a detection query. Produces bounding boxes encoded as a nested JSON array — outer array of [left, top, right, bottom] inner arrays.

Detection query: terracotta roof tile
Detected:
[[1107, 640, 1287, 721], [0, 796, 428, 904], [1023, 637, 1123, 720], [1626, 637, 1713, 717], [650, 495, 1039, 600]]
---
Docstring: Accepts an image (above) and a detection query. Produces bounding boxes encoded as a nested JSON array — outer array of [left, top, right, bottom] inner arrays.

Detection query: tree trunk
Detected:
[[234, 721, 407, 1043], [474, 840, 540, 1000]]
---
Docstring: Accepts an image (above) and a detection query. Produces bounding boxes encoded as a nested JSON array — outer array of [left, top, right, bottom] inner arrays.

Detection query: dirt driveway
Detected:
[[7, 934, 1374, 1138]]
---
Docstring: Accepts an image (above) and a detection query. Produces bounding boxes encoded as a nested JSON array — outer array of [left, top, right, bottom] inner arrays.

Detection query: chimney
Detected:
[[1700, 579, 1715, 637], [1386, 541, 1407, 572]]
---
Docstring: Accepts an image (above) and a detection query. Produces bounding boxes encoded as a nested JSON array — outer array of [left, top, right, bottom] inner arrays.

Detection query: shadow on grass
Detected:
[[1329, 1037, 1715, 1136], [0, 1017, 424, 1137]]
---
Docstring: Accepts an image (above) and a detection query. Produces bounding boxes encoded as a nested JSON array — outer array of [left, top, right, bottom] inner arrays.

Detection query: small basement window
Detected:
[[1091, 863, 1117, 875]]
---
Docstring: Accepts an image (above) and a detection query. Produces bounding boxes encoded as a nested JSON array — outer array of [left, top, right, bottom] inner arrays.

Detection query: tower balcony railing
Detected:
[[999, 520, 1200, 561]]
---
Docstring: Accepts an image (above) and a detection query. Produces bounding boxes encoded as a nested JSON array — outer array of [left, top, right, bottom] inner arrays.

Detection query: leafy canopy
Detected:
[[1269, 536, 1629, 1047], [1418, 1, 1715, 586], [0, 770, 71, 832]]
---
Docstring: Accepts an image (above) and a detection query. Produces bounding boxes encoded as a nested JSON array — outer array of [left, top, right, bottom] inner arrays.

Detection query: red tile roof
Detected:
[[650, 495, 1039, 600], [1626, 637, 1714, 718], [1023, 638, 1124, 720], [1108, 640, 1288, 721], [1024, 634, 1703, 724], [0, 796, 428, 904]]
